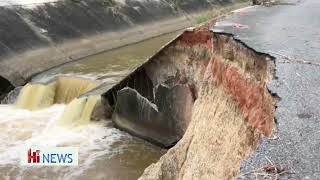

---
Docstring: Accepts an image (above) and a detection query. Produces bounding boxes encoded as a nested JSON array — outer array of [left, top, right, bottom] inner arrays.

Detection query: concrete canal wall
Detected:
[[0, 0, 248, 90]]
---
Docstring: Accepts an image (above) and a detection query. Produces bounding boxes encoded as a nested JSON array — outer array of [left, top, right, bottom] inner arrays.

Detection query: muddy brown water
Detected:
[[0, 32, 180, 180], [33, 32, 180, 84]]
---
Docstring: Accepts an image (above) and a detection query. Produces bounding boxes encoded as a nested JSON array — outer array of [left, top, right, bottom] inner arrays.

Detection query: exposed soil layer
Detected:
[[211, 33, 276, 135], [102, 29, 277, 178], [140, 86, 261, 179]]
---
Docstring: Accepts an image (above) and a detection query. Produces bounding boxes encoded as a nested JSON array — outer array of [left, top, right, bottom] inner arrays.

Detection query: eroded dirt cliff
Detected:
[[131, 30, 277, 179]]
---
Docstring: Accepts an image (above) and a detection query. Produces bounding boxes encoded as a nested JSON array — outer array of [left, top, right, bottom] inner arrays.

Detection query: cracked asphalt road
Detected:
[[213, 0, 320, 179]]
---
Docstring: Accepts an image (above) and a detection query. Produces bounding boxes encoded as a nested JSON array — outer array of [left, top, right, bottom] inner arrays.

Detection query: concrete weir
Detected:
[[101, 29, 278, 178], [0, 0, 248, 87]]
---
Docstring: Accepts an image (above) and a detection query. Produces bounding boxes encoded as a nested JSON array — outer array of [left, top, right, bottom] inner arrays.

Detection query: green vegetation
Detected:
[[195, 2, 249, 24]]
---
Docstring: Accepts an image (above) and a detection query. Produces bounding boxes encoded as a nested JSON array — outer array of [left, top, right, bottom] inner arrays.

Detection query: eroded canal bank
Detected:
[[101, 29, 278, 179], [0, 27, 278, 179], [0, 1, 281, 179]]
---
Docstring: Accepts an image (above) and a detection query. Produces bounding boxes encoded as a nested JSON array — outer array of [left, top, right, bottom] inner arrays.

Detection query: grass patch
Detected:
[[194, 2, 250, 24]]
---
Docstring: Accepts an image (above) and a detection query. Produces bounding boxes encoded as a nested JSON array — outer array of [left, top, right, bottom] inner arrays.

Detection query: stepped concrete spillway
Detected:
[[0, 0, 249, 94]]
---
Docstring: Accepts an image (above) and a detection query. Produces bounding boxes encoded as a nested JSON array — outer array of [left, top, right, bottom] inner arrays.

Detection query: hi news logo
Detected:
[[20, 147, 78, 166]]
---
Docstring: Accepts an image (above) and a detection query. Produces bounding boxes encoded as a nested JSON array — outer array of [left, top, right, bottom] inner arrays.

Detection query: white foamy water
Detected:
[[0, 104, 155, 180], [0, 0, 59, 6]]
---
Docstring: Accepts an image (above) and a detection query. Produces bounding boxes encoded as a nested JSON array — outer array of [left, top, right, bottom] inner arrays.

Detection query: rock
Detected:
[[139, 86, 261, 180], [252, 0, 272, 5], [112, 83, 195, 148], [1, 86, 22, 104], [113, 87, 179, 148], [100, 97, 114, 119], [0, 76, 14, 102], [91, 98, 108, 121], [155, 84, 195, 137]]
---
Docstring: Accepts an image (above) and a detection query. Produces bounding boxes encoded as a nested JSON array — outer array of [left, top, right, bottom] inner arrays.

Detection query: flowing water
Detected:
[[0, 32, 180, 180], [16, 77, 99, 110], [32, 32, 180, 84], [0, 105, 164, 180]]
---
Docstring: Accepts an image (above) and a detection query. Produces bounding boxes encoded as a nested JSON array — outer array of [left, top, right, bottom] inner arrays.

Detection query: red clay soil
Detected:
[[179, 30, 275, 135], [209, 56, 274, 135], [177, 30, 213, 48]]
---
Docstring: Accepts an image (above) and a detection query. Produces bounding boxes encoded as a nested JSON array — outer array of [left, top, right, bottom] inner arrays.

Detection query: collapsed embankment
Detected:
[[101, 29, 277, 178], [0, 0, 249, 93]]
